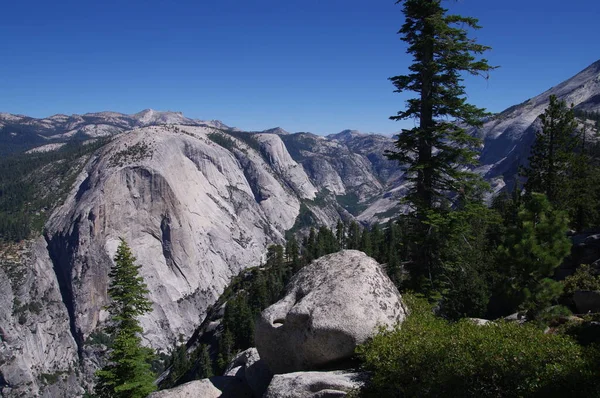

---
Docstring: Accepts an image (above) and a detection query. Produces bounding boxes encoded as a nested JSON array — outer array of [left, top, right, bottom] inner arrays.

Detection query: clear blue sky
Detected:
[[1, 0, 599, 135]]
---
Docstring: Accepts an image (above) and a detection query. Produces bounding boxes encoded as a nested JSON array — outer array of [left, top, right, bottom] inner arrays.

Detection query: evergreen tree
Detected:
[[370, 224, 383, 261], [285, 236, 300, 271], [216, 329, 235, 371], [165, 341, 190, 386], [360, 227, 373, 256], [347, 221, 361, 250], [496, 193, 571, 319], [95, 239, 156, 398], [304, 227, 317, 262], [223, 294, 254, 349], [523, 95, 578, 205], [567, 123, 600, 231], [335, 220, 346, 249], [196, 345, 213, 379], [386, 0, 495, 288], [436, 202, 502, 319]]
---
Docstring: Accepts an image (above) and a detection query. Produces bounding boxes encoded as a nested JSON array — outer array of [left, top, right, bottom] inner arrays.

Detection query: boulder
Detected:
[[263, 370, 367, 398], [573, 290, 600, 314], [224, 348, 272, 397], [148, 379, 221, 398], [148, 376, 251, 398], [255, 250, 407, 374], [466, 318, 493, 326]]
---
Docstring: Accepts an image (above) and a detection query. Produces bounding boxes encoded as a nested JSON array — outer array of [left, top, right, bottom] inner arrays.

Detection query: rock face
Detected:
[[45, 125, 316, 351], [263, 371, 367, 398], [147, 377, 251, 398], [0, 239, 81, 398], [224, 348, 272, 398], [255, 250, 407, 374], [472, 60, 600, 187], [280, 132, 405, 224]]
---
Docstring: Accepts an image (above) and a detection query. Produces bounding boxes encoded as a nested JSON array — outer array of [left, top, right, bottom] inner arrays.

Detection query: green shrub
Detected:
[[563, 264, 600, 296], [356, 295, 599, 397]]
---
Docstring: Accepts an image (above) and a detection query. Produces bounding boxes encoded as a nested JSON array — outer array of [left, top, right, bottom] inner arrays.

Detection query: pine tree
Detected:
[[370, 224, 383, 261], [347, 221, 361, 250], [360, 227, 373, 256], [385, 0, 495, 289], [196, 344, 213, 379], [304, 227, 317, 262], [95, 239, 156, 398], [497, 193, 571, 319], [386, 0, 494, 216], [335, 220, 346, 249], [523, 95, 578, 205], [568, 123, 599, 231], [285, 236, 300, 271]]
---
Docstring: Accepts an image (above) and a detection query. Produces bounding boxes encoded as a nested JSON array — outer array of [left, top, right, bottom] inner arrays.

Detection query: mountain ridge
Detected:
[[2, 59, 600, 397]]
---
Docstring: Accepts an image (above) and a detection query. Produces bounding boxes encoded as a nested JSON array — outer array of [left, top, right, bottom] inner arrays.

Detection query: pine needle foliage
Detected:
[[386, 0, 496, 216], [523, 94, 578, 205], [497, 193, 571, 319], [385, 0, 496, 291], [95, 239, 156, 398]]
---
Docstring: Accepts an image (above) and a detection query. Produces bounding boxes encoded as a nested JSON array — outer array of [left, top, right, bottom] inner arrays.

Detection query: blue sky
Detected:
[[1, 0, 599, 135]]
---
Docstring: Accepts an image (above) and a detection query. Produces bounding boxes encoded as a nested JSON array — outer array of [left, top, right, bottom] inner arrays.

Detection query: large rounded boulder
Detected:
[[255, 250, 407, 374]]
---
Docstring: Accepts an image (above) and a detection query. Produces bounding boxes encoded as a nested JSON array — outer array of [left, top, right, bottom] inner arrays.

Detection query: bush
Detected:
[[356, 295, 599, 397], [563, 264, 600, 296]]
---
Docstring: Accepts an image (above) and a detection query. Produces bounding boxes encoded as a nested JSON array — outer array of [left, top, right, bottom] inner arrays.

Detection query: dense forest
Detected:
[[0, 139, 109, 242]]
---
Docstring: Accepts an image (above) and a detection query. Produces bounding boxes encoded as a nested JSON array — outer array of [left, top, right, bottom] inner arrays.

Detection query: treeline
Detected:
[[162, 222, 387, 388], [163, 243, 303, 387], [574, 108, 600, 124], [0, 139, 109, 242]]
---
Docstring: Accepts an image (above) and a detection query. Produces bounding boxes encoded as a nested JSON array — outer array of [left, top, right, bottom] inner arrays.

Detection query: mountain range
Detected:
[[1, 60, 599, 397]]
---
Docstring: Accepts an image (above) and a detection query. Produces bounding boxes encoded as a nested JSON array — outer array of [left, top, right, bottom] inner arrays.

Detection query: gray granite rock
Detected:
[[224, 348, 272, 398], [148, 376, 252, 398], [255, 250, 407, 374], [263, 370, 367, 398]]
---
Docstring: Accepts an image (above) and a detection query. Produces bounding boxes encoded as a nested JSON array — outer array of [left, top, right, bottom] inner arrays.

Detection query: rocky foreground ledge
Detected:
[[151, 250, 407, 397]]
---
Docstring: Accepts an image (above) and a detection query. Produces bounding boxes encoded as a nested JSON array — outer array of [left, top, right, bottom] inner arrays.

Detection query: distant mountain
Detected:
[[3, 59, 600, 397], [0, 109, 231, 156], [472, 59, 600, 187]]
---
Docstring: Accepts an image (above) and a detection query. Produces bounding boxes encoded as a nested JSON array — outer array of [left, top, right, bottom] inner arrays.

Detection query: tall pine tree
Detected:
[[95, 239, 156, 398], [523, 94, 578, 205], [386, 0, 495, 289]]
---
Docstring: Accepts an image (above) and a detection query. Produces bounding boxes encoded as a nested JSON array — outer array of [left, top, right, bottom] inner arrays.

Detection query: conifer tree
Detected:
[[386, 0, 495, 289], [347, 221, 361, 250], [285, 236, 300, 271], [95, 239, 156, 398], [386, 0, 494, 215], [497, 193, 571, 319], [335, 220, 346, 249], [196, 344, 213, 379], [360, 228, 373, 256], [523, 95, 578, 205]]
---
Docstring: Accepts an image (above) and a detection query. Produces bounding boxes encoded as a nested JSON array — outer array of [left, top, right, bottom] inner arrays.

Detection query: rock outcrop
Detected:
[[44, 125, 315, 351], [224, 348, 272, 398], [263, 371, 367, 398], [255, 250, 407, 374], [147, 377, 251, 398], [472, 60, 600, 187], [0, 239, 81, 398]]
